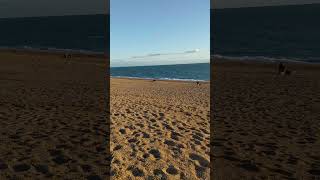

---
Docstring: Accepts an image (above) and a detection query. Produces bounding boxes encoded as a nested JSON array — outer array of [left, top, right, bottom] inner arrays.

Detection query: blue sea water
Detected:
[[211, 4, 320, 63], [111, 63, 210, 81], [4, 5, 318, 80], [0, 14, 109, 54], [0, 14, 209, 81]]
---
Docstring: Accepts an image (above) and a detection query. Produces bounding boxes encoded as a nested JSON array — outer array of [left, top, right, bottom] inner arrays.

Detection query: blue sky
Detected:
[[111, 0, 210, 67]]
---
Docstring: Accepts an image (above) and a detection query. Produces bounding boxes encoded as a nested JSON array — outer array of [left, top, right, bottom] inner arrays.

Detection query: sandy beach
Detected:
[[211, 59, 320, 179], [110, 78, 210, 179], [0, 50, 109, 179], [2, 49, 319, 179]]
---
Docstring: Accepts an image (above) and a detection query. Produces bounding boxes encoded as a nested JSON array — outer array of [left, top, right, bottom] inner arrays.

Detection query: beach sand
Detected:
[[2, 49, 319, 179], [0, 51, 109, 179], [110, 78, 210, 179], [212, 59, 320, 179]]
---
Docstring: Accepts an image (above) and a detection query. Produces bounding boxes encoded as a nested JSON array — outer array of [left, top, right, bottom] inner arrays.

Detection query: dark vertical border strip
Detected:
[[105, 0, 111, 179], [210, 1, 214, 179]]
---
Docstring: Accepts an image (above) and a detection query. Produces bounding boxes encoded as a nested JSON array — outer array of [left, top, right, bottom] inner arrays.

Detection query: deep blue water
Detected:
[[111, 63, 210, 81], [0, 14, 109, 54], [211, 4, 320, 63]]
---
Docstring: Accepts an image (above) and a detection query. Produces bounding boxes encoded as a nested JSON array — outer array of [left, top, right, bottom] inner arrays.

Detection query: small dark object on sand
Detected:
[[278, 62, 285, 75], [196, 81, 200, 86], [64, 53, 72, 63], [64, 53, 72, 59], [285, 70, 291, 75], [152, 79, 156, 82]]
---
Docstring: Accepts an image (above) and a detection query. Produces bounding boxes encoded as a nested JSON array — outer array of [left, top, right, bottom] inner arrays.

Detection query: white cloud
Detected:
[[184, 49, 200, 53], [111, 49, 209, 67], [129, 49, 201, 59]]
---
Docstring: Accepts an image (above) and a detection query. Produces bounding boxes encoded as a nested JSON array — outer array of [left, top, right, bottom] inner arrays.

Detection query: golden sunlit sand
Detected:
[[110, 78, 210, 179]]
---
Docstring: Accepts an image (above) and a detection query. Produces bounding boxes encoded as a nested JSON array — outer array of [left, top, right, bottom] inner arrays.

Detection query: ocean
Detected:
[[5, 5, 317, 81], [0, 14, 209, 81], [0, 14, 109, 54], [111, 63, 210, 81], [211, 4, 320, 63]]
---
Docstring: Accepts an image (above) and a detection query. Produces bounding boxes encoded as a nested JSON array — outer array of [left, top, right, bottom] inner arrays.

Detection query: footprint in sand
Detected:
[[164, 140, 176, 146], [52, 155, 70, 165], [189, 153, 210, 168], [33, 164, 50, 175], [237, 160, 260, 172], [170, 131, 181, 141], [81, 164, 92, 173], [149, 149, 161, 159], [128, 138, 138, 144], [49, 149, 70, 165], [194, 164, 207, 178], [153, 169, 168, 179], [127, 166, 144, 177], [136, 123, 144, 128], [162, 123, 174, 131], [113, 145, 122, 151], [143, 153, 150, 159], [142, 132, 150, 138], [166, 165, 178, 175], [0, 160, 8, 170], [12, 163, 31, 172], [86, 174, 102, 180]]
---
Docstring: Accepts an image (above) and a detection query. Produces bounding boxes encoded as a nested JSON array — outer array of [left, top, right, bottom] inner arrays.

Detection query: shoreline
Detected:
[[212, 58, 320, 72], [212, 55, 320, 64], [0, 47, 108, 58], [110, 76, 210, 83]]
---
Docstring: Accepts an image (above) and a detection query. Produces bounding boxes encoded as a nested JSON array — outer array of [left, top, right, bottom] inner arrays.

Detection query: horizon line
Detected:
[[111, 61, 210, 68], [211, 2, 320, 10], [0, 13, 109, 20]]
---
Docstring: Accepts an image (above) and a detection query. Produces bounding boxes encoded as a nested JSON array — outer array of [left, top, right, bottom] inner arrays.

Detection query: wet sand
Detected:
[[0, 51, 109, 179], [212, 59, 320, 179], [110, 78, 210, 179]]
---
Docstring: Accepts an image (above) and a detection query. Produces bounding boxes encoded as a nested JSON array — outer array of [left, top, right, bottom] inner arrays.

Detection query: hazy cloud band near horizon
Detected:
[[130, 49, 200, 59]]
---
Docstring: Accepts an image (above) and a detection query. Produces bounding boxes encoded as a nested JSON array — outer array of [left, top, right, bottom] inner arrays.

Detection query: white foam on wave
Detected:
[[212, 54, 320, 64], [111, 76, 209, 82]]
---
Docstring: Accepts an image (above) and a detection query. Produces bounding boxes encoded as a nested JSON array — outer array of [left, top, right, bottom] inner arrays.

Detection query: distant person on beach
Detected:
[[196, 81, 200, 86], [278, 62, 285, 75], [64, 53, 72, 59], [64, 53, 72, 63]]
